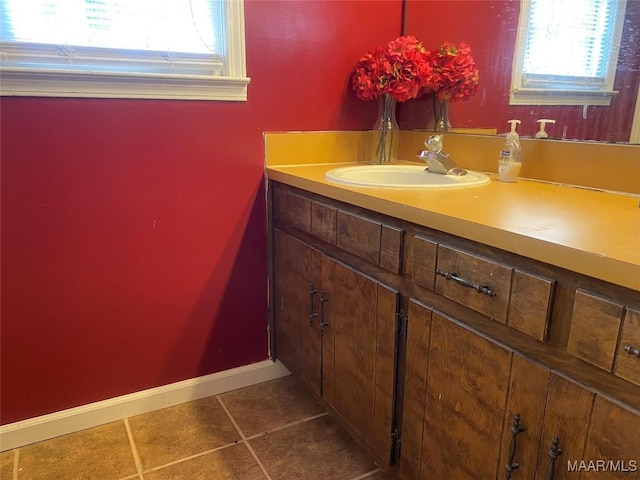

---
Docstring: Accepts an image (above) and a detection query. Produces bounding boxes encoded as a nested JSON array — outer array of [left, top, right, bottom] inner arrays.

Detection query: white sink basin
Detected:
[[325, 164, 490, 189]]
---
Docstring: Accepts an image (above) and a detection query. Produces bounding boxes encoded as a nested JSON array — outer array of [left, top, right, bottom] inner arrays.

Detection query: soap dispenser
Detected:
[[498, 119, 522, 183], [535, 119, 556, 139]]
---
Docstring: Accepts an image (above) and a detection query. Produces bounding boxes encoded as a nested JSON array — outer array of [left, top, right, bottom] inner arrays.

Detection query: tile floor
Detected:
[[1, 375, 391, 480]]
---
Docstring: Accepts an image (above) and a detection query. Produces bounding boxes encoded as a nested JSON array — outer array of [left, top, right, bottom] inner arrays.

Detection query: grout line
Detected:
[[349, 468, 385, 480], [244, 412, 328, 441], [141, 442, 241, 474], [216, 395, 273, 480], [123, 419, 144, 480], [13, 449, 19, 480]]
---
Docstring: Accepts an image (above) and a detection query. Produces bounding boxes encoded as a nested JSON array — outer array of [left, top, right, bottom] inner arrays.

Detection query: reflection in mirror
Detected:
[[400, 1, 640, 143]]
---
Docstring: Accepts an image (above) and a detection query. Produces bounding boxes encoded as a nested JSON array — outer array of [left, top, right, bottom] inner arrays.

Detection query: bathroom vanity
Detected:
[[265, 132, 640, 479]]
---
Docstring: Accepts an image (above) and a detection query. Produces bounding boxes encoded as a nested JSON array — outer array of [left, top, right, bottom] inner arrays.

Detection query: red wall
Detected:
[[0, 0, 402, 424], [401, 0, 639, 142]]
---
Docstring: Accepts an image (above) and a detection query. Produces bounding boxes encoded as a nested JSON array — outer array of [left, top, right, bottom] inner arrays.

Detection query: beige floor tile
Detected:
[[128, 395, 239, 470], [219, 375, 324, 437], [144, 443, 266, 480], [17, 421, 137, 480], [249, 415, 376, 480], [1, 451, 14, 480]]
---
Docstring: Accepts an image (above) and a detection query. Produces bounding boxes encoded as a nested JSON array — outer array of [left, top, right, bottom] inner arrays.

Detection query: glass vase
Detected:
[[371, 94, 399, 164], [434, 98, 451, 132]]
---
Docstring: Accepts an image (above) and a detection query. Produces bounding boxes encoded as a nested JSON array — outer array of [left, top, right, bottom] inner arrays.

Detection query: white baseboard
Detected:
[[1, 359, 290, 451]]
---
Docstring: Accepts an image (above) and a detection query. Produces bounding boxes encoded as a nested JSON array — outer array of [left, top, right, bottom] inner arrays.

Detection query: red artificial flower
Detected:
[[423, 41, 480, 102], [351, 35, 433, 103]]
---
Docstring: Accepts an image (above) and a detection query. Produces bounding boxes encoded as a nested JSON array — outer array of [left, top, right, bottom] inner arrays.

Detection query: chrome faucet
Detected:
[[417, 135, 467, 176]]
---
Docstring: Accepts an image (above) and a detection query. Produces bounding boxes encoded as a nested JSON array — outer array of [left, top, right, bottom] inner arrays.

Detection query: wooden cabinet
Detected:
[[401, 301, 640, 480], [400, 302, 538, 480], [535, 374, 594, 480], [581, 396, 640, 480], [536, 386, 640, 480], [398, 299, 432, 480], [273, 225, 400, 466], [498, 355, 550, 480], [421, 312, 512, 479], [273, 230, 322, 396], [331, 262, 399, 464], [269, 182, 640, 479], [399, 302, 512, 480]]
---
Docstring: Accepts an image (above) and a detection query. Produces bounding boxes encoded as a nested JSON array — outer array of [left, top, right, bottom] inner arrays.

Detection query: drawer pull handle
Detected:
[[624, 345, 640, 358], [309, 283, 318, 325], [319, 291, 329, 335], [436, 269, 496, 297], [545, 436, 562, 480], [504, 413, 526, 479]]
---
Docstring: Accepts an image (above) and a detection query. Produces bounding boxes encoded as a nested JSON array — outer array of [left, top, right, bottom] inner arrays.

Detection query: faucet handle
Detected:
[[426, 134, 444, 153]]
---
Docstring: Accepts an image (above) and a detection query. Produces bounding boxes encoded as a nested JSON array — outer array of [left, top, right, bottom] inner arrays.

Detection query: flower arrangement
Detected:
[[351, 35, 433, 103], [351, 36, 433, 163], [350, 37, 479, 159], [423, 41, 479, 102]]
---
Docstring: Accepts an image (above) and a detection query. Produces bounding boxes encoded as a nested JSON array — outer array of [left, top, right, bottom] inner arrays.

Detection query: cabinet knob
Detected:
[[624, 345, 640, 358]]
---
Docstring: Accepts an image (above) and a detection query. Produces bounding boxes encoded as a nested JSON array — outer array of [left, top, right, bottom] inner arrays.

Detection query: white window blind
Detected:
[[0, 0, 249, 100], [510, 0, 626, 105]]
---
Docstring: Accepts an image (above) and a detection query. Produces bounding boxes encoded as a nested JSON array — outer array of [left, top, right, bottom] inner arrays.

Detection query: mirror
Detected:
[[400, 1, 640, 143]]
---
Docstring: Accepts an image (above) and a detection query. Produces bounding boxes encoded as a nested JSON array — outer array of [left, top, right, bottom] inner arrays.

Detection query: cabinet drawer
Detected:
[[507, 271, 555, 341], [336, 210, 403, 273], [337, 210, 380, 264], [614, 307, 640, 386], [435, 245, 512, 322], [273, 188, 311, 233], [311, 201, 337, 245], [567, 289, 624, 371], [412, 235, 437, 290], [380, 224, 403, 274]]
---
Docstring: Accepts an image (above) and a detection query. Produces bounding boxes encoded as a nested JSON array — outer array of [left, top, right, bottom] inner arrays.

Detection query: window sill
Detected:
[[0, 68, 250, 101], [510, 88, 617, 106]]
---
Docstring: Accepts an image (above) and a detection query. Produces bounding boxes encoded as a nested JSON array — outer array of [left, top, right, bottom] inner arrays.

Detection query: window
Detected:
[[510, 0, 627, 105], [0, 0, 249, 100]]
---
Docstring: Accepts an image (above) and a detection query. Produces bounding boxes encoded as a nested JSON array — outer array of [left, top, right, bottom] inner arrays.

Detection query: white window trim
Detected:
[[509, 0, 626, 106], [0, 0, 249, 101]]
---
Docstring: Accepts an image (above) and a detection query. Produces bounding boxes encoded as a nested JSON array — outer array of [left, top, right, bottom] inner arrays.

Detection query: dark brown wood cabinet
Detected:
[[269, 181, 640, 479], [581, 396, 640, 480], [400, 301, 547, 480], [273, 229, 322, 396], [400, 302, 640, 480], [273, 225, 400, 466], [421, 312, 512, 479], [498, 355, 550, 480], [331, 262, 399, 464]]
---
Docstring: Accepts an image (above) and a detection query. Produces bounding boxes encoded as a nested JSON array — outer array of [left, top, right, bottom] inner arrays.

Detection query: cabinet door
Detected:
[[535, 374, 594, 480], [498, 355, 551, 480], [273, 230, 322, 396], [399, 299, 433, 480], [311, 248, 335, 407], [331, 261, 399, 465], [581, 396, 640, 480], [421, 313, 512, 479]]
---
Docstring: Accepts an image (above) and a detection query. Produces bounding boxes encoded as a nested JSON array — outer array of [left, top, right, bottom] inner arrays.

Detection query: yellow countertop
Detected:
[[266, 162, 640, 292]]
